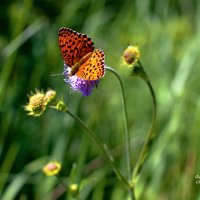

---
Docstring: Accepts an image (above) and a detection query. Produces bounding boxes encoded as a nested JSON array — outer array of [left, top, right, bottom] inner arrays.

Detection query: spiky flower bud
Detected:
[[25, 92, 48, 117]]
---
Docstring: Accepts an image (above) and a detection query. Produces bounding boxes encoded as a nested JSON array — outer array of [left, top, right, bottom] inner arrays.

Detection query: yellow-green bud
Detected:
[[123, 45, 140, 66]]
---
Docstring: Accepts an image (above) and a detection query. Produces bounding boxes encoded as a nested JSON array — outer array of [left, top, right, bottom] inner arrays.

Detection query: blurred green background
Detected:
[[1, 0, 200, 199]]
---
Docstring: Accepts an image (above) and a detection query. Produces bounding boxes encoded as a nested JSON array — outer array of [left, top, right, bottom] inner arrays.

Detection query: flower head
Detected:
[[25, 91, 48, 117], [63, 65, 98, 96], [42, 161, 61, 176], [123, 45, 140, 66]]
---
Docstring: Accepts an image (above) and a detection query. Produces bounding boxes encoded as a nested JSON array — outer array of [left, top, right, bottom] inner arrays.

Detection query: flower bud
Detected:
[[45, 90, 56, 103], [56, 101, 67, 112], [123, 45, 140, 65], [25, 92, 48, 117], [42, 161, 61, 176], [69, 184, 79, 197]]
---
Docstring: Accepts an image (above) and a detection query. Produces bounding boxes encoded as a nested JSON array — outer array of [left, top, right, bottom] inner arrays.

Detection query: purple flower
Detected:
[[63, 66, 99, 96]]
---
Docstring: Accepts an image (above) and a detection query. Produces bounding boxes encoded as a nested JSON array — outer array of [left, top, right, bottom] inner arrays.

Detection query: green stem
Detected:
[[105, 66, 135, 200], [50, 106, 130, 189], [132, 61, 157, 184]]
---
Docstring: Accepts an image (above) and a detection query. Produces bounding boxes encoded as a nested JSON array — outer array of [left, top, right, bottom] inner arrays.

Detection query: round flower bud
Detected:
[[123, 45, 140, 66]]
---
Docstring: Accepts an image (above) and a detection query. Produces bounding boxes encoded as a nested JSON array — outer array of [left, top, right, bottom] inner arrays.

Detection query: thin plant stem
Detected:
[[50, 106, 130, 189], [105, 66, 135, 200], [105, 66, 132, 180], [132, 61, 157, 184], [66, 110, 130, 188]]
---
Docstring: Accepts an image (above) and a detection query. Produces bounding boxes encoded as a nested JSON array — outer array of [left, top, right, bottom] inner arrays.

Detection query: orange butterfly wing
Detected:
[[76, 49, 105, 80], [58, 27, 94, 67]]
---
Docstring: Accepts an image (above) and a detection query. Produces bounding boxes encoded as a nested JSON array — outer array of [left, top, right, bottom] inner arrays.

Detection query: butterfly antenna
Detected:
[[50, 73, 63, 77]]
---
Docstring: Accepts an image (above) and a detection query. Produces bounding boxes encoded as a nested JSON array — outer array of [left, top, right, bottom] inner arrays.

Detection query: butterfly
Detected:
[[58, 27, 105, 81]]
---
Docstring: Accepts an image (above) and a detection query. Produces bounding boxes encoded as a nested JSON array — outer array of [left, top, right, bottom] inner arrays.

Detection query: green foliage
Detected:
[[1, 0, 200, 199]]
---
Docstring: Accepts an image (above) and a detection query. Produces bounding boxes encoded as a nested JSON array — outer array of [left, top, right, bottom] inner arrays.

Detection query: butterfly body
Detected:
[[69, 52, 92, 76], [58, 27, 105, 80]]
